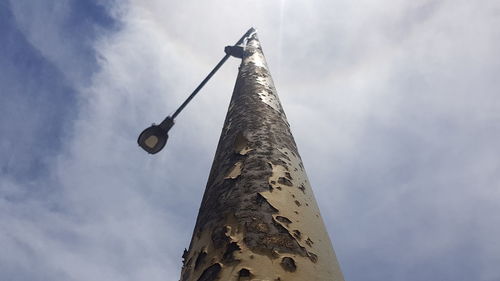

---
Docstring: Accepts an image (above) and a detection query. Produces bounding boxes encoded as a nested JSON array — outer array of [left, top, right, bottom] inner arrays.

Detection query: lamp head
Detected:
[[137, 117, 174, 154]]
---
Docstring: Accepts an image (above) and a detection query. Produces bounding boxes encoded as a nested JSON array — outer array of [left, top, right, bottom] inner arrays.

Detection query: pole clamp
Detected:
[[224, 45, 244, 59]]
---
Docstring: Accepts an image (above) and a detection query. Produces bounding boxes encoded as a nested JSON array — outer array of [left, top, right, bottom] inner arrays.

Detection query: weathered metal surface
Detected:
[[180, 33, 344, 281]]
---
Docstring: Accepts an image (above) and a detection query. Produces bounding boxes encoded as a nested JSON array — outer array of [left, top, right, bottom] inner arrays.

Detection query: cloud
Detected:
[[1, 0, 499, 280]]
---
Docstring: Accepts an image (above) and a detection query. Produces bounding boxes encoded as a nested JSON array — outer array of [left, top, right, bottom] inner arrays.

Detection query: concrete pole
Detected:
[[180, 32, 344, 281]]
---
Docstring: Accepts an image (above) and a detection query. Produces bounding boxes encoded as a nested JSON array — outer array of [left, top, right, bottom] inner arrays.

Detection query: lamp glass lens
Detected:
[[144, 135, 159, 148]]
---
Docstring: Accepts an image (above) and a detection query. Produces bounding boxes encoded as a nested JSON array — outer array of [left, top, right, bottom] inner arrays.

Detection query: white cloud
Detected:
[[2, 0, 500, 280]]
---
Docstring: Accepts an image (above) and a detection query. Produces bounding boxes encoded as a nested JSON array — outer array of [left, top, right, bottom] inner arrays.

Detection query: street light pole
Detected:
[[180, 32, 344, 281]]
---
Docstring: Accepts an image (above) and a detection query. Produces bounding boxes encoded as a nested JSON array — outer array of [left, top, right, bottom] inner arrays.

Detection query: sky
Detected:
[[1, 0, 500, 280]]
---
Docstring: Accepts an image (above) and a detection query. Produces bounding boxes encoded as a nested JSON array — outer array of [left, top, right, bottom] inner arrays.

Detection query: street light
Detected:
[[137, 116, 174, 154], [137, 28, 255, 154]]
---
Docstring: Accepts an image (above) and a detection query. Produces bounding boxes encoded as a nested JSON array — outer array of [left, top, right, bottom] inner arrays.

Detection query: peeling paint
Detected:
[[234, 132, 253, 155], [180, 33, 344, 281], [225, 162, 242, 179]]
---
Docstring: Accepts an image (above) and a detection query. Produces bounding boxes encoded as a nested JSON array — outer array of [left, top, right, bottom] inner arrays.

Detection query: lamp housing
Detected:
[[137, 117, 174, 154]]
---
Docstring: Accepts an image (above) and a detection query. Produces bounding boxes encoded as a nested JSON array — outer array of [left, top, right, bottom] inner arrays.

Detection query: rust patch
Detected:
[[308, 252, 318, 263], [222, 242, 241, 264], [254, 193, 279, 212], [234, 132, 253, 155], [278, 177, 293, 186], [238, 268, 252, 280], [211, 226, 230, 249], [280, 257, 297, 272], [197, 263, 221, 281], [247, 219, 270, 233], [194, 251, 208, 270], [306, 237, 314, 247], [182, 248, 189, 265]]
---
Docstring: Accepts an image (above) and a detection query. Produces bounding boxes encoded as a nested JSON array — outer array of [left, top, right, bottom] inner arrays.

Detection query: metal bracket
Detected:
[[225, 45, 244, 59]]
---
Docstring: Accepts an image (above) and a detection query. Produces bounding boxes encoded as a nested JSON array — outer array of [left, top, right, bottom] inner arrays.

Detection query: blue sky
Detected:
[[1, 0, 500, 280]]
